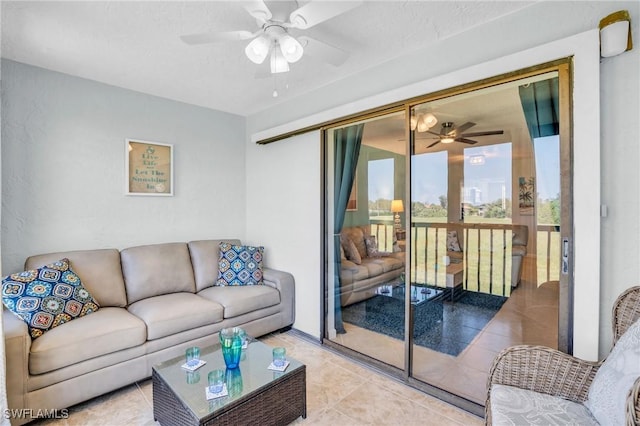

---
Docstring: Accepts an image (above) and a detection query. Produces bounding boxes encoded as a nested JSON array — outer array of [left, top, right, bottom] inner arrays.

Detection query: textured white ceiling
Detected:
[[1, 1, 536, 116]]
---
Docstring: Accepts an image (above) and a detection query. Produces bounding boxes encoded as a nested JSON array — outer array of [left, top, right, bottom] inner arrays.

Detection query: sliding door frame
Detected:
[[321, 58, 573, 415]]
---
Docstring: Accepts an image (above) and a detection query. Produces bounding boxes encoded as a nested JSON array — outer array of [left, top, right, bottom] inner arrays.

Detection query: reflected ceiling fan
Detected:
[[425, 122, 504, 148], [180, 0, 363, 74]]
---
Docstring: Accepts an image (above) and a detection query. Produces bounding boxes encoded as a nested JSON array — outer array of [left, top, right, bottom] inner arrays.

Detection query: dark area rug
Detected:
[[341, 288, 507, 356]]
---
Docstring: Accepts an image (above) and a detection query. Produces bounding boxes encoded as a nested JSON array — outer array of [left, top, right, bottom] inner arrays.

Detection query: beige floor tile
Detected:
[[327, 257, 559, 408], [29, 331, 490, 425]]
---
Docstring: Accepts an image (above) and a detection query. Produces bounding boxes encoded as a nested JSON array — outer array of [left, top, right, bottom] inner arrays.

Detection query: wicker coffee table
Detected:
[[152, 339, 306, 425]]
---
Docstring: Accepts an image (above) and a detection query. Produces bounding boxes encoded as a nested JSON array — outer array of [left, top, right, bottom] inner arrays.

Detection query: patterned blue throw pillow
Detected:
[[2, 258, 100, 339], [216, 243, 264, 286]]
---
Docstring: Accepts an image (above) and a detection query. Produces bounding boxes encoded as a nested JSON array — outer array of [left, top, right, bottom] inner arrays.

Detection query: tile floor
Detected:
[[332, 256, 559, 404], [31, 330, 483, 426]]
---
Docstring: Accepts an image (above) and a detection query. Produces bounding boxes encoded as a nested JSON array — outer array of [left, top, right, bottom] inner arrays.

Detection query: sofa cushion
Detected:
[[369, 256, 403, 273], [361, 259, 384, 277], [216, 243, 264, 286], [341, 227, 367, 259], [2, 258, 100, 339], [364, 235, 379, 257], [340, 264, 369, 284], [127, 292, 223, 340], [29, 307, 146, 375], [198, 285, 280, 319], [342, 238, 362, 264], [121, 243, 196, 304], [490, 384, 598, 425], [188, 239, 242, 291], [26, 249, 127, 308], [585, 318, 640, 425]]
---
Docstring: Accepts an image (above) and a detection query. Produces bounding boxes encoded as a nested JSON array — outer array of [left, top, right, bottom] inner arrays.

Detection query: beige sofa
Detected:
[[3, 239, 294, 425], [339, 225, 405, 307]]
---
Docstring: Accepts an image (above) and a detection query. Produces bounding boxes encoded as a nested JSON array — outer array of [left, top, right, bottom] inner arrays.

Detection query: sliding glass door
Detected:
[[323, 61, 571, 410]]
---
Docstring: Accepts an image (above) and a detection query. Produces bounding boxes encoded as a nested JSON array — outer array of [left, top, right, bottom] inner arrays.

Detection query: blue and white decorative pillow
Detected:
[[216, 243, 264, 286], [1, 258, 100, 339]]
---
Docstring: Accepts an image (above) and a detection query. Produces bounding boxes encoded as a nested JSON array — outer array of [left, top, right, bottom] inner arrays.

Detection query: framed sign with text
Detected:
[[125, 139, 174, 196]]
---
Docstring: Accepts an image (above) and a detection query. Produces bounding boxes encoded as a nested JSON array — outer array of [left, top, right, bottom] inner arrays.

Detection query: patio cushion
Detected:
[[585, 318, 640, 425], [491, 384, 598, 425]]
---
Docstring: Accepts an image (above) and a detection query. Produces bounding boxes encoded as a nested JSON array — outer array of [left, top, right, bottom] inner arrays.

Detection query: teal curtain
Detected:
[[333, 123, 364, 334], [518, 77, 560, 139]]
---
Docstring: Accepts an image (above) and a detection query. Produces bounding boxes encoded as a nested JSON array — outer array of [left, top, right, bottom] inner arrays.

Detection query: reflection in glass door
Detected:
[[409, 70, 566, 404], [324, 111, 408, 369], [323, 63, 571, 410]]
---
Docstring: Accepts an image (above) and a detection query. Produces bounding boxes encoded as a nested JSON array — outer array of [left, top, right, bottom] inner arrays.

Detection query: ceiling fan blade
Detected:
[[428, 140, 441, 148], [426, 130, 442, 137], [456, 138, 478, 145], [290, 1, 363, 29], [453, 122, 476, 135], [298, 36, 349, 66], [461, 130, 504, 137], [241, 0, 272, 22], [180, 30, 256, 44]]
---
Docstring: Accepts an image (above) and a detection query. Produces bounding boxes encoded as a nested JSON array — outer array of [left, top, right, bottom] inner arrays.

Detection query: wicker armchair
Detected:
[[486, 286, 640, 425]]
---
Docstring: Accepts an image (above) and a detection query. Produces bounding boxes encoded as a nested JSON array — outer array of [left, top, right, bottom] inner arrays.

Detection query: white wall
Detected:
[[247, 1, 640, 359], [1, 60, 247, 274], [244, 132, 321, 338]]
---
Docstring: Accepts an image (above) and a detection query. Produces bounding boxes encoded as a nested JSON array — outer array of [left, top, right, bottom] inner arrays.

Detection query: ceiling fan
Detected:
[[425, 122, 504, 148], [180, 1, 363, 74]]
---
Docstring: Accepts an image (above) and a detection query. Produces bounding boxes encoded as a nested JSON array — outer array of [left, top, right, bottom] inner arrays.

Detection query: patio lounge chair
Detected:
[[486, 286, 640, 425]]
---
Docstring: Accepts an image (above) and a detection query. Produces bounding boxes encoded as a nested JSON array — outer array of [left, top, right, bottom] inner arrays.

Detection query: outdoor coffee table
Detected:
[[152, 339, 306, 425]]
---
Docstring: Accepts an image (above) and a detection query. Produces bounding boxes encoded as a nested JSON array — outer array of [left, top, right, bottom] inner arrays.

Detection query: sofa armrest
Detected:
[[3, 309, 31, 414], [487, 345, 599, 404], [263, 268, 295, 325], [340, 260, 359, 272]]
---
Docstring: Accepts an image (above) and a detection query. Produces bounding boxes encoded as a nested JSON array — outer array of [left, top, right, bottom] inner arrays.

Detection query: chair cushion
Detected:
[[491, 384, 598, 425], [585, 318, 640, 425], [2, 258, 100, 339], [216, 243, 264, 286], [29, 307, 146, 374], [127, 292, 223, 340], [198, 285, 280, 319], [447, 231, 462, 252]]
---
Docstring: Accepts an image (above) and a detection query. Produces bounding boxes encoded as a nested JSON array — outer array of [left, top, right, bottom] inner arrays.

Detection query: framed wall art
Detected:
[[125, 139, 174, 196]]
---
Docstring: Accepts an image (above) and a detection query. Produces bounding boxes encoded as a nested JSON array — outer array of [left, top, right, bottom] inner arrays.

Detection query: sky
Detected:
[[369, 136, 560, 206]]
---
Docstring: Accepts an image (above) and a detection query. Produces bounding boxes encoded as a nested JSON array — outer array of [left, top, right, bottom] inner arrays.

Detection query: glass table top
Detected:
[[152, 338, 304, 420]]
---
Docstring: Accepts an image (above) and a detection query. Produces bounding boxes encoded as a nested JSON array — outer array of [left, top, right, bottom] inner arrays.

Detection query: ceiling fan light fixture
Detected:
[[410, 116, 417, 131], [270, 45, 290, 73], [441, 137, 455, 144], [245, 35, 270, 64], [279, 34, 304, 63], [416, 114, 430, 133], [423, 113, 438, 129]]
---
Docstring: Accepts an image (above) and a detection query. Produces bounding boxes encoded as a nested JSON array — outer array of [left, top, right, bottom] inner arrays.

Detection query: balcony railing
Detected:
[[370, 219, 560, 297]]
